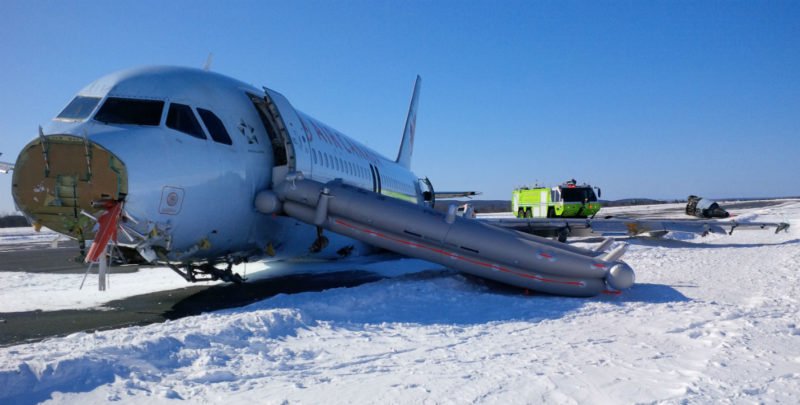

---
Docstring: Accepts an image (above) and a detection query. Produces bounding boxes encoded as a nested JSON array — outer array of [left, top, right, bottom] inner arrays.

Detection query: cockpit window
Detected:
[[197, 108, 232, 145], [94, 97, 164, 126], [56, 96, 102, 121], [166, 103, 206, 139]]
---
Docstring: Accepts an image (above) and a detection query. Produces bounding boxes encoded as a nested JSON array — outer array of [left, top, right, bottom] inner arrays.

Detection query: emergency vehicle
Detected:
[[512, 179, 601, 218]]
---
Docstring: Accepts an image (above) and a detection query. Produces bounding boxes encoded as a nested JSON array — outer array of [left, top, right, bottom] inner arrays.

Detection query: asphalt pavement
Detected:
[[0, 238, 383, 346]]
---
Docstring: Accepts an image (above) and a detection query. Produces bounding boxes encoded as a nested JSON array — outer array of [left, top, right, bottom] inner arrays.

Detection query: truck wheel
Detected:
[[525, 208, 532, 218], [517, 208, 525, 218], [547, 207, 555, 218]]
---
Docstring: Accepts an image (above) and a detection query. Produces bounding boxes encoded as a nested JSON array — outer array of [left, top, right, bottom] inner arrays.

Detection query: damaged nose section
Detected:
[[12, 134, 128, 241]]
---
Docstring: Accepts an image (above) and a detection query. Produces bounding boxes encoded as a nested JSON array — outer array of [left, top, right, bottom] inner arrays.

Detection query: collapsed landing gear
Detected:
[[167, 262, 246, 283]]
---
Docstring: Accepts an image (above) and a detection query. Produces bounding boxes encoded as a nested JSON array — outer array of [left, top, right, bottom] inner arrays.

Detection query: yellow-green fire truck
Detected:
[[512, 180, 602, 218]]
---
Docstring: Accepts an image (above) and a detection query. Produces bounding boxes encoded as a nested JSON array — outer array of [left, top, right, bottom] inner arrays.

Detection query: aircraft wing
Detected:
[[0, 161, 13, 174], [480, 216, 790, 240], [435, 191, 481, 199], [0, 152, 13, 174]]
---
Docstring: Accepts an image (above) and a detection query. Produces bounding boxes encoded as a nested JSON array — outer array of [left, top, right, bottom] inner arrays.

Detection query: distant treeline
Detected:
[[601, 199, 674, 207], [0, 215, 31, 228]]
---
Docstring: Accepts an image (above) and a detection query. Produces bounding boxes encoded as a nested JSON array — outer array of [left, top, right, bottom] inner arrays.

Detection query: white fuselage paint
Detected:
[[44, 66, 421, 263]]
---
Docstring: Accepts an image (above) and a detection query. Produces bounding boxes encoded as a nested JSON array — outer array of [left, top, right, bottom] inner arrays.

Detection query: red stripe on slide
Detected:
[[334, 219, 583, 286]]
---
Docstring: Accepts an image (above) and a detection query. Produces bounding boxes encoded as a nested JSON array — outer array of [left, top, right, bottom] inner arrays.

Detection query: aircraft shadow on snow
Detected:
[[163, 269, 385, 320], [164, 265, 690, 327]]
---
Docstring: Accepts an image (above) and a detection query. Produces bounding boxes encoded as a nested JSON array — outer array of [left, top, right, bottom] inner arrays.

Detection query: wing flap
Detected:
[[435, 191, 481, 199]]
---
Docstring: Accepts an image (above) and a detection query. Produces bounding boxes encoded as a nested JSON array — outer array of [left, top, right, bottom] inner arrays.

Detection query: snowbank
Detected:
[[0, 200, 798, 404]]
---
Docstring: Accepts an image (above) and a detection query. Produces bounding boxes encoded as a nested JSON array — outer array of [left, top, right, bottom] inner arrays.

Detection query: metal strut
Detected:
[[309, 186, 332, 253], [557, 223, 572, 243]]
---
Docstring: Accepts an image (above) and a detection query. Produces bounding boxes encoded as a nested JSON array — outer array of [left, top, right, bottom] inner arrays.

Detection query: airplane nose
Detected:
[[12, 134, 128, 239]]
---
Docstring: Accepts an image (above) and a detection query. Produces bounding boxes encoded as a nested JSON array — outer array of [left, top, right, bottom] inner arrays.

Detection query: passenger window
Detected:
[[166, 103, 206, 139], [57, 96, 101, 120], [94, 97, 164, 126], [197, 108, 233, 145]]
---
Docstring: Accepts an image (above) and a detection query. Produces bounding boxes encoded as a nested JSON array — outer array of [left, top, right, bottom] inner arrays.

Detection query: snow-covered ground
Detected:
[[1, 200, 798, 404], [0, 227, 60, 247], [0, 266, 225, 313], [0, 226, 223, 312]]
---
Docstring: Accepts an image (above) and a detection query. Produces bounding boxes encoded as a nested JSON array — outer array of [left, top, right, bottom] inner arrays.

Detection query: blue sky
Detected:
[[1, 1, 798, 213]]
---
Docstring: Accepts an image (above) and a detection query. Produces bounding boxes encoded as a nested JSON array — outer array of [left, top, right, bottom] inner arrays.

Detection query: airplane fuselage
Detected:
[[13, 66, 423, 265]]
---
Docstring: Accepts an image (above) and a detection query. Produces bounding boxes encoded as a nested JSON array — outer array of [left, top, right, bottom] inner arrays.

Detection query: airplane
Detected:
[[0, 153, 14, 174], [4, 66, 788, 297]]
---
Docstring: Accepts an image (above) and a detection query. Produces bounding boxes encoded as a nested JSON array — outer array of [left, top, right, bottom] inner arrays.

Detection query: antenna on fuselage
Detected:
[[203, 53, 214, 71]]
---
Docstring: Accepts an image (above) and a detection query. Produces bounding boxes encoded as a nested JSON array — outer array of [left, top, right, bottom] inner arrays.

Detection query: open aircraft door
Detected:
[[248, 89, 313, 186]]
